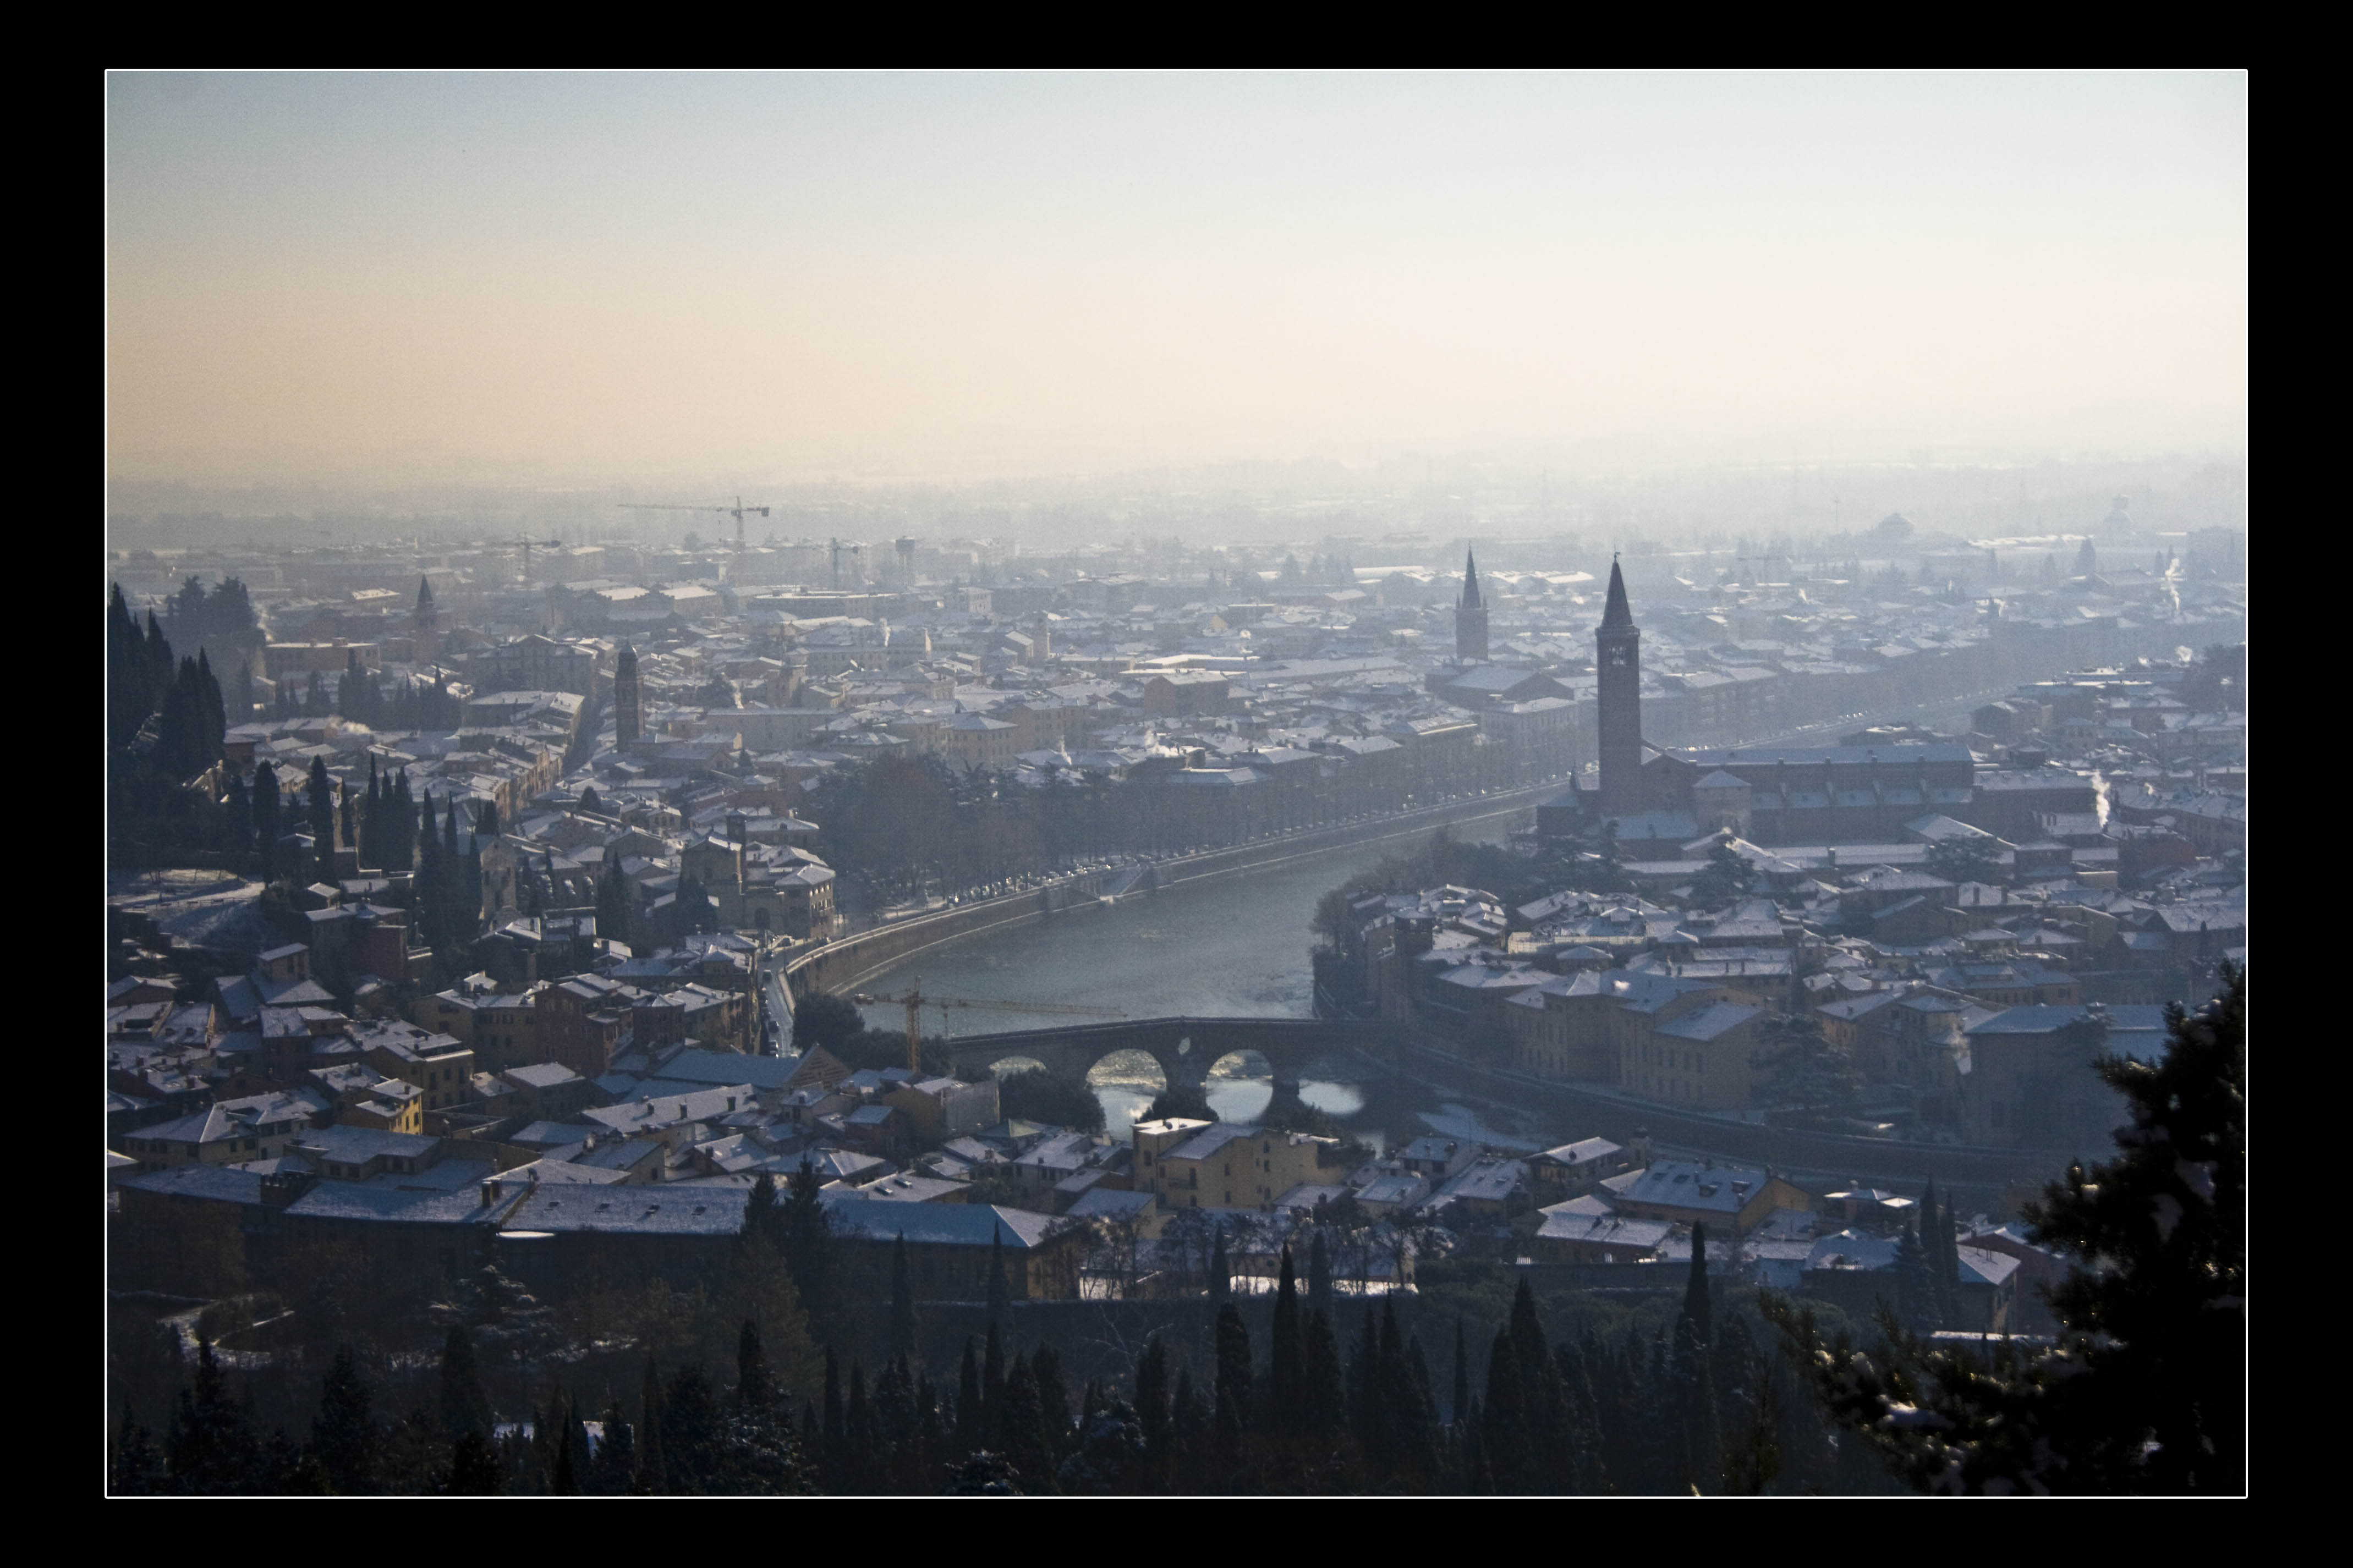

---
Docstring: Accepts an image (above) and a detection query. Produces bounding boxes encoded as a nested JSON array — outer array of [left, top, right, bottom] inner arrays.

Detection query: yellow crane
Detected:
[[851, 983, 1126, 1072]]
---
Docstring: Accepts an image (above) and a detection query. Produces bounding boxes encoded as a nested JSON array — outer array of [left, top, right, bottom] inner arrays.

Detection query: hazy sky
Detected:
[[107, 71, 2247, 486]]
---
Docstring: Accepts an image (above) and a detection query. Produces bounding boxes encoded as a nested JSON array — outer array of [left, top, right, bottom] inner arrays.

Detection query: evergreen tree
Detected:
[[634, 1358, 670, 1494], [1209, 1227, 1231, 1304], [890, 1233, 919, 1364], [1684, 1222, 1714, 1346], [1893, 1209, 1941, 1332], [551, 1401, 580, 1494], [999, 1353, 1056, 1494], [310, 1344, 379, 1495], [955, 1336, 984, 1457], [111, 1406, 166, 1495], [1213, 1302, 1253, 1453], [306, 756, 334, 882], [1770, 966, 2245, 1494], [1269, 1245, 1302, 1435], [663, 1365, 723, 1493], [437, 1325, 492, 1443], [981, 1323, 1007, 1449], [166, 1338, 259, 1494], [1033, 1343, 1071, 1461], [1307, 1228, 1334, 1319], [1673, 1312, 1723, 1495], [1452, 1317, 1471, 1429], [448, 1431, 505, 1495], [1481, 1329, 1528, 1491], [744, 1171, 781, 1250], [737, 1319, 774, 1412], [593, 1396, 634, 1493], [1301, 1309, 1346, 1444], [1133, 1335, 1171, 1466], [781, 1158, 840, 1339], [821, 1348, 846, 1488]]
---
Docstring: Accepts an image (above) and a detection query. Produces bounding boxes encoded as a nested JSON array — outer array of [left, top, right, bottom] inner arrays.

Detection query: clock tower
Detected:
[[1597, 558, 1643, 815]]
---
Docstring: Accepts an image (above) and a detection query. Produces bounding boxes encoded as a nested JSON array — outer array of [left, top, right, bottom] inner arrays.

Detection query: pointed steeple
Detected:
[[1461, 549, 1483, 609], [1601, 555, 1633, 629]]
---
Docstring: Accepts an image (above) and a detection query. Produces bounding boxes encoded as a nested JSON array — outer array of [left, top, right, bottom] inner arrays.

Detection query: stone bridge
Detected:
[[946, 1017, 1408, 1114]]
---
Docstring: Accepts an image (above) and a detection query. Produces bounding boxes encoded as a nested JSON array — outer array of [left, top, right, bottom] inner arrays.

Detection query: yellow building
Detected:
[[1133, 1118, 1344, 1212]]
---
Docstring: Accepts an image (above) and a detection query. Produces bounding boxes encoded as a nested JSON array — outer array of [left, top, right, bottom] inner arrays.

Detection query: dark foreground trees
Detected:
[[1765, 964, 2245, 1494]]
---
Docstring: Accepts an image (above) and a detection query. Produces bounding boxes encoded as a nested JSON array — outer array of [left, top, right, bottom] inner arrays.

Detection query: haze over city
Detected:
[[106, 70, 2246, 1499], [109, 71, 2245, 496]]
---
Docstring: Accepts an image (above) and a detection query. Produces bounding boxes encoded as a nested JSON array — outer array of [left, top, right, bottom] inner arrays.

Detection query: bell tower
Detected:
[[1597, 558, 1643, 815], [614, 641, 642, 747], [1455, 549, 1489, 664]]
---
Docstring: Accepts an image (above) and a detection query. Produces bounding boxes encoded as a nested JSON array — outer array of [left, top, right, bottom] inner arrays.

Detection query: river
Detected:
[[854, 829, 1520, 1143]]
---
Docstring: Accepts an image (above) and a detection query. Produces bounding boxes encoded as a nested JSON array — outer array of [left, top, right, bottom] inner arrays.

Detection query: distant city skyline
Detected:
[[107, 71, 2247, 489]]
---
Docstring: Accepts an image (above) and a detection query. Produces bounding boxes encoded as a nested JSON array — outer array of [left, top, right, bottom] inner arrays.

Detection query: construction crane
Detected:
[[616, 496, 773, 571], [504, 537, 564, 588], [852, 983, 1126, 1072]]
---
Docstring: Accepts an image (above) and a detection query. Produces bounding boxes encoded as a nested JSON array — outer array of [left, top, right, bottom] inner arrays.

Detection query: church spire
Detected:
[[1461, 549, 1483, 608], [1601, 555, 1633, 629]]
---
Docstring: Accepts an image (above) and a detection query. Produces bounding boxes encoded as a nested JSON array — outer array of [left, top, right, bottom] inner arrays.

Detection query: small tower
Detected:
[[1454, 549, 1490, 664], [413, 576, 439, 663], [614, 641, 642, 747]]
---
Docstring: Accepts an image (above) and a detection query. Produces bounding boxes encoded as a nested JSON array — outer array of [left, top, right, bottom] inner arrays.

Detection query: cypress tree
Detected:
[[1402, 1332, 1441, 1484], [744, 1171, 780, 1250], [551, 1404, 579, 1494], [1556, 1339, 1606, 1495], [1684, 1222, 1713, 1346], [1033, 1343, 1071, 1459], [1209, 1228, 1231, 1303], [447, 1431, 505, 1495], [1133, 1335, 1171, 1465], [167, 1338, 258, 1494], [1464, 1410, 1495, 1494], [955, 1336, 983, 1456], [1269, 1245, 1302, 1435], [310, 1344, 378, 1495], [821, 1348, 846, 1487], [437, 1325, 491, 1443], [890, 1234, 919, 1365], [1482, 1329, 1527, 1492], [1172, 1367, 1211, 1482], [591, 1396, 632, 1493], [1308, 1228, 1333, 1320], [737, 1319, 772, 1411], [981, 1323, 1007, 1448], [1213, 1302, 1253, 1449], [1674, 1312, 1724, 1495], [1452, 1316, 1471, 1429], [338, 782, 355, 862], [999, 1353, 1055, 1494], [308, 756, 334, 882], [1302, 1310, 1345, 1444], [633, 1358, 669, 1494]]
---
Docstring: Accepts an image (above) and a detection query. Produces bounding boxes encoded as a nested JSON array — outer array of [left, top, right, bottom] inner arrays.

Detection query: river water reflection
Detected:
[[855, 832, 1496, 1141]]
